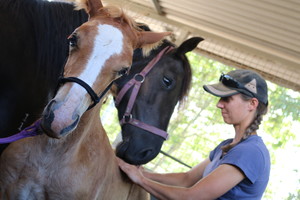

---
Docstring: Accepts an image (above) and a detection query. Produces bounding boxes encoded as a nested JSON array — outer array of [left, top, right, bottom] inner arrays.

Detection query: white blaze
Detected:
[[70, 24, 124, 98], [53, 24, 124, 125], [79, 24, 123, 85], [56, 24, 123, 118]]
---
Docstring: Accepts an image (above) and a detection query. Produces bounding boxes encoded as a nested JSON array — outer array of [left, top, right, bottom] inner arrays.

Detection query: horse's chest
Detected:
[[1, 148, 95, 199]]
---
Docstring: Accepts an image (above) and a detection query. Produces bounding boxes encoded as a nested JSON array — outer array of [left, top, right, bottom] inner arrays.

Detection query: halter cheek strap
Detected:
[[115, 46, 174, 140]]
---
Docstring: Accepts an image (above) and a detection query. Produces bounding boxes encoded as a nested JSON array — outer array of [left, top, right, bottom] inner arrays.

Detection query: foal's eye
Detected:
[[117, 67, 129, 76], [68, 34, 78, 48], [163, 76, 173, 88]]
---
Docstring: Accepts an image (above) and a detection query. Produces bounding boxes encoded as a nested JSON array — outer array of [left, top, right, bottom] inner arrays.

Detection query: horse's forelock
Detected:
[[103, 6, 139, 31], [66, 0, 86, 10], [141, 41, 163, 57], [100, 6, 163, 57]]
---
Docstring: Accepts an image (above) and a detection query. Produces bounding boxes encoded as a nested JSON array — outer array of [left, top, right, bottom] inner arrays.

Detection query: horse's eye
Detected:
[[68, 34, 78, 48], [118, 67, 129, 77], [163, 76, 173, 88]]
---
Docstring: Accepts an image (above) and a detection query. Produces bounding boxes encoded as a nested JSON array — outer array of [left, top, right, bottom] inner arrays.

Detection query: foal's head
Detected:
[[41, 0, 170, 138]]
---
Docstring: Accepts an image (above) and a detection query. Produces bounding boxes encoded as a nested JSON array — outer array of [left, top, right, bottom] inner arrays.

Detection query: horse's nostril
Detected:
[[42, 100, 56, 123], [137, 148, 153, 160], [116, 141, 129, 159], [44, 100, 56, 116], [48, 99, 56, 108]]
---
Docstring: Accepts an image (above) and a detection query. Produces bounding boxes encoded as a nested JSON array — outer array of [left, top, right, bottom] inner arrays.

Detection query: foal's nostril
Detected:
[[45, 100, 56, 115], [43, 100, 56, 122], [60, 115, 80, 136]]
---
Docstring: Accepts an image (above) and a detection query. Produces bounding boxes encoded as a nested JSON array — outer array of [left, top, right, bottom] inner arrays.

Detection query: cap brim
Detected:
[[203, 83, 239, 97]]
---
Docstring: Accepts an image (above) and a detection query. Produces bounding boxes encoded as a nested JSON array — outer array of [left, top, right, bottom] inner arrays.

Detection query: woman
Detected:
[[118, 69, 270, 200]]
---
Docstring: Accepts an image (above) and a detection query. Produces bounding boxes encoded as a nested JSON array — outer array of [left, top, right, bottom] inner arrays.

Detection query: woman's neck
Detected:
[[232, 125, 257, 144]]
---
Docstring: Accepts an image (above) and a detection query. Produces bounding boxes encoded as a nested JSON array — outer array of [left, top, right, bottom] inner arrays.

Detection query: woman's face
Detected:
[[216, 94, 255, 126]]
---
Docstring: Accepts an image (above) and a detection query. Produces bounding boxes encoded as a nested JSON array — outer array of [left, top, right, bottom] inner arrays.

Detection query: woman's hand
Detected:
[[117, 157, 144, 185]]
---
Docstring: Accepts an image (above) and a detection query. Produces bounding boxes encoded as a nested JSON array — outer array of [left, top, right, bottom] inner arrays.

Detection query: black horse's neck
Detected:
[[0, 0, 88, 153]]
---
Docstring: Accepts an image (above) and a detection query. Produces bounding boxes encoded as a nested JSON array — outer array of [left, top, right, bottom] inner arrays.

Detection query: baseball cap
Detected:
[[203, 69, 268, 105]]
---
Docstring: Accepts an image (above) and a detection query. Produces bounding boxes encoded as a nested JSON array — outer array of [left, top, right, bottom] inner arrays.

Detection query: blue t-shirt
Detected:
[[203, 135, 270, 200]]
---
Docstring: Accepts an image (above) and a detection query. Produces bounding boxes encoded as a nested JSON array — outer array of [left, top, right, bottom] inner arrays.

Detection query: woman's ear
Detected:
[[249, 98, 259, 111]]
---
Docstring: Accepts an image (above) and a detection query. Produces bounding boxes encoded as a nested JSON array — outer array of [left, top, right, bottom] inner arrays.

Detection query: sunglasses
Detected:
[[219, 74, 254, 97]]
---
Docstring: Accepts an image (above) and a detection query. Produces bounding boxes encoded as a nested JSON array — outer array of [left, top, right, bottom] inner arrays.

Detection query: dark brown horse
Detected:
[[0, 0, 170, 199], [113, 34, 202, 164]]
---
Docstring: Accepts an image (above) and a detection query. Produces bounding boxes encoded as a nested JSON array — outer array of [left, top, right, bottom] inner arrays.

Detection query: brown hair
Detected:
[[221, 94, 268, 154]]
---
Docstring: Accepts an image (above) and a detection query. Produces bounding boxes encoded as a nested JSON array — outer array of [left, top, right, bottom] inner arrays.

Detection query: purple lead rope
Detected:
[[0, 119, 43, 144]]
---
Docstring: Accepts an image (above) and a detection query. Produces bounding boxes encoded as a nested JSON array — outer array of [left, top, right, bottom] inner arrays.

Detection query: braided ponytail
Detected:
[[221, 94, 268, 154]]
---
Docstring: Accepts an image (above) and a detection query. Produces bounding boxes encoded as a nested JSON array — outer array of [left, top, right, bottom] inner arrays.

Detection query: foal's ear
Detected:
[[176, 37, 204, 55], [85, 0, 103, 17], [136, 31, 172, 48]]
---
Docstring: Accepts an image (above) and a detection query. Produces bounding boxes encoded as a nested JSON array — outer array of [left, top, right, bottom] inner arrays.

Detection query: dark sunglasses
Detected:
[[219, 74, 254, 97]]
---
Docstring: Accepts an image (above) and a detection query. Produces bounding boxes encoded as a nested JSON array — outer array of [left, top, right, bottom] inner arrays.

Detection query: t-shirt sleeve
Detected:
[[220, 143, 266, 184]]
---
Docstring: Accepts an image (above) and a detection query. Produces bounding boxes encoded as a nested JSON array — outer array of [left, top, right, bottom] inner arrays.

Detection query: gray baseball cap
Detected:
[[203, 69, 268, 105]]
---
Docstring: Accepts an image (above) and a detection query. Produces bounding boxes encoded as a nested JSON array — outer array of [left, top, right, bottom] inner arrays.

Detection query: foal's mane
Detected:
[[72, 0, 160, 55]]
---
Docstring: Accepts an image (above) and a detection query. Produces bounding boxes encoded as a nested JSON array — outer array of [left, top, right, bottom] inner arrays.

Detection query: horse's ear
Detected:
[[136, 31, 172, 48], [176, 37, 204, 55], [86, 0, 103, 17]]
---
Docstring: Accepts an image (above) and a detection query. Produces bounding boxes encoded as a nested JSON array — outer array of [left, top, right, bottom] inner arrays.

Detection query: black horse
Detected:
[[0, 0, 88, 153], [114, 31, 202, 164], [0, 0, 203, 164]]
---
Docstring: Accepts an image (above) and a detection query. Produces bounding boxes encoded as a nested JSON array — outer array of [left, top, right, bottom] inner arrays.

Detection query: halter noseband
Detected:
[[115, 46, 174, 140], [60, 76, 115, 110]]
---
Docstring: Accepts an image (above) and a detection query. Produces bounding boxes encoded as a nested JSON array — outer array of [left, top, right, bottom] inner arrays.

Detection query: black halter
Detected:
[[59, 77, 115, 110]]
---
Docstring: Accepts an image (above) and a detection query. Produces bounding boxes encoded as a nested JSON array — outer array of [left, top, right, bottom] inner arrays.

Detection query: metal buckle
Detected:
[[134, 74, 145, 83], [123, 114, 133, 123]]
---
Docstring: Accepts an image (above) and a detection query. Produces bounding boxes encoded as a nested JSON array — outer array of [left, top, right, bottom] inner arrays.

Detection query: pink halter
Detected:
[[115, 46, 174, 140]]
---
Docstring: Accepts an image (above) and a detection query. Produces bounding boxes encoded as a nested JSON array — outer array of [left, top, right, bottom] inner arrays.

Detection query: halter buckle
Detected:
[[134, 74, 145, 83], [123, 114, 133, 123]]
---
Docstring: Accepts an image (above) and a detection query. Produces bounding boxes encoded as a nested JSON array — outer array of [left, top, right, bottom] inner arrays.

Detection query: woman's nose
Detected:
[[216, 99, 224, 108]]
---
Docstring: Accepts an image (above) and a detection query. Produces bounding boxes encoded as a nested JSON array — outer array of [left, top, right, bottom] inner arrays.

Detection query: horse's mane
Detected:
[[70, 0, 161, 56], [0, 0, 88, 83], [70, 0, 138, 34], [176, 51, 192, 106]]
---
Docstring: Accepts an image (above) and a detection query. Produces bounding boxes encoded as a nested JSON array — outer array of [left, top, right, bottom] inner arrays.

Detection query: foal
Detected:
[[0, 0, 169, 199]]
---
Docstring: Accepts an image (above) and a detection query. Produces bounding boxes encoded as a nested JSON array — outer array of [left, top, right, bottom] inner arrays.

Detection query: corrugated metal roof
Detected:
[[106, 0, 300, 91]]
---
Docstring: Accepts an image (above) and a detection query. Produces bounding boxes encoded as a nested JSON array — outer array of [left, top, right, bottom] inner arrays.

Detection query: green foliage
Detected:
[[287, 179, 300, 200], [102, 52, 300, 200]]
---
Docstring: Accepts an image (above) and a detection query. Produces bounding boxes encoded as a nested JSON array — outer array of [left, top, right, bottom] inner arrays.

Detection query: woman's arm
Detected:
[[118, 158, 245, 200], [142, 158, 211, 187]]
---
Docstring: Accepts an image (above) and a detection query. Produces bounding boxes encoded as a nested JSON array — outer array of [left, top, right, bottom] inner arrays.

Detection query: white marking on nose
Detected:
[[69, 24, 124, 99]]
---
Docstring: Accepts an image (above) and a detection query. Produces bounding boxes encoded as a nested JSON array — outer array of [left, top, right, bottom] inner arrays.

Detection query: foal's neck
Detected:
[[73, 104, 104, 139]]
